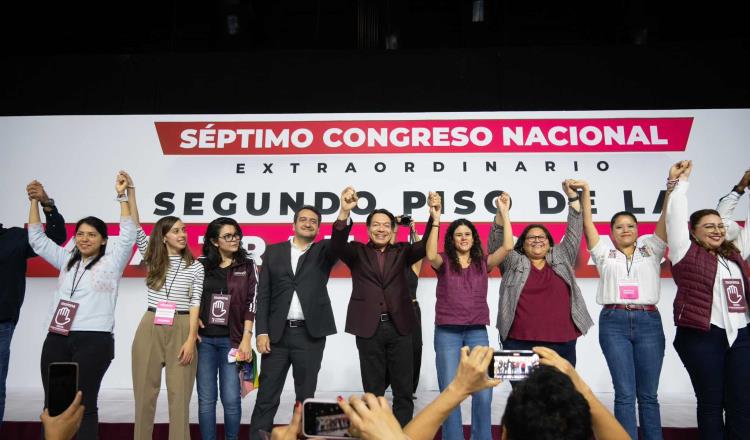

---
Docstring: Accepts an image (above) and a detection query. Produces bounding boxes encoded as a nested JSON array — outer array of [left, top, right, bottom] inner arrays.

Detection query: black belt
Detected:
[[379, 313, 391, 322], [603, 304, 658, 312], [287, 319, 305, 328], [147, 307, 190, 315]]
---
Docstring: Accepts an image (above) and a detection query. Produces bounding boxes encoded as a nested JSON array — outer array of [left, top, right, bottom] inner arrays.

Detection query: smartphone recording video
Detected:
[[489, 350, 540, 381], [303, 399, 358, 439], [47, 362, 79, 417]]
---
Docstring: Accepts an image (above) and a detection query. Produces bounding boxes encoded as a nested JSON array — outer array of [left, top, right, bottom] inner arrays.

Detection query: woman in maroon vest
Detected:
[[667, 160, 750, 439]]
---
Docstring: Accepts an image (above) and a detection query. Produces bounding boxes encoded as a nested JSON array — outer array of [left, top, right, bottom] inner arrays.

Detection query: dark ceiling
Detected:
[[2, 0, 747, 54]]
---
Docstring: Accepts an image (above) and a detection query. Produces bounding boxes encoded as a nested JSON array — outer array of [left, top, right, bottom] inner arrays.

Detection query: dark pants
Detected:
[[356, 320, 414, 426], [674, 324, 750, 440], [502, 338, 577, 366], [249, 326, 326, 440], [412, 302, 422, 393], [0, 321, 14, 426], [40, 331, 114, 440]]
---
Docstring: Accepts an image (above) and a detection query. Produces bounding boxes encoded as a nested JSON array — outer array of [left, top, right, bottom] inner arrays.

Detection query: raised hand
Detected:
[[428, 191, 442, 220], [738, 168, 750, 190], [669, 160, 692, 181], [567, 179, 589, 191], [340, 186, 359, 212], [115, 172, 128, 195], [119, 170, 135, 189], [449, 346, 502, 397], [562, 179, 578, 198], [496, 192, 511, 215], [26, 180, 50, 204]]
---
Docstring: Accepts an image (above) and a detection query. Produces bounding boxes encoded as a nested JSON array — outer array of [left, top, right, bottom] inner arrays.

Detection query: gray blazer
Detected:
[[488, 208, 594, 341]]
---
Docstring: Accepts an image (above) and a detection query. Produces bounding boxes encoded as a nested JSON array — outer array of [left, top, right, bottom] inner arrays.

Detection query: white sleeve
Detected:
[[644, 233, 668, 259], [135, 226, 150, 257], [28, 223, 69, 270], [717, 191, 742, 242], [189, 262, 205, 308], [735, 199, 750, 259], [667, 181, 692, 264], [588, 238, 609, 268], [108, 217, 136, 273]]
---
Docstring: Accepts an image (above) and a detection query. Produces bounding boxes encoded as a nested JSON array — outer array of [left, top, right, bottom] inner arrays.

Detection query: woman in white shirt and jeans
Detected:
[[29, 172, 136, 440], [575, 173, 673, 440]]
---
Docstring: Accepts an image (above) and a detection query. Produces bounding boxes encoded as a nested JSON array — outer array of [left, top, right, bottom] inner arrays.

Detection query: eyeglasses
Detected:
[[219, 233, 242, 242], [698, 223, 726, 232], [525, 235, 548, 243]]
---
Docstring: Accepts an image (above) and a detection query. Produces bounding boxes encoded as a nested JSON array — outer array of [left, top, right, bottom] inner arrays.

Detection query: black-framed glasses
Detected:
[[219, 233, 242, 242]]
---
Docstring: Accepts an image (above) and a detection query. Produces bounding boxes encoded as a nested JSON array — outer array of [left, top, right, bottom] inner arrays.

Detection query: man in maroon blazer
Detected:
[[330, 186, 437, 426]]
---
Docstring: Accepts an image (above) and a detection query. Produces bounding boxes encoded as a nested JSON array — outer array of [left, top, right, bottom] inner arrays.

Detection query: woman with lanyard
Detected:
[[29, 171, 136, 440], [488, 180, 594, 367], [425, 192, 514, 440], [574, 174, 672, 440], [197, 217, 257, 440], [667, 160, 750, 439], [126, 171, 205, 440]]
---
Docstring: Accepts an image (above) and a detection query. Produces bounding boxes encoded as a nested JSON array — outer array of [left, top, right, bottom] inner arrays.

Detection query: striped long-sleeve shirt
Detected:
[[136, 226, 203, 311]]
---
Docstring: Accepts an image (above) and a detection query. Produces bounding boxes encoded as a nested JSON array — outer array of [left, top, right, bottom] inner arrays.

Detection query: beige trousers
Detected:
[[132, 311, 197, 440]]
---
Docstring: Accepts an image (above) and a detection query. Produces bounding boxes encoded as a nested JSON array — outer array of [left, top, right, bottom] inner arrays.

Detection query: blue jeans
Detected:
[[434, 325, 492, 440], [599, 308, 665, 440], [197, 336, 242, 440], [674, 324, 750, 440], [0, 321, 14, 426]]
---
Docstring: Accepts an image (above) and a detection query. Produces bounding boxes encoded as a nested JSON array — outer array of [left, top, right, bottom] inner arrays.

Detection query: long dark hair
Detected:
[[202, 217, 248, 271], [66, 216, 108, 271], [513, 224, 555, 255], [689, 209, 739, 258], [444, 219, 484, 272], [144, 216, 194, 290]]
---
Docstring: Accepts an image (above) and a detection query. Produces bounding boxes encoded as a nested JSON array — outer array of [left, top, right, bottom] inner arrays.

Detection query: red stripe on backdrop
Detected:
[[24, 220, 705, 278]]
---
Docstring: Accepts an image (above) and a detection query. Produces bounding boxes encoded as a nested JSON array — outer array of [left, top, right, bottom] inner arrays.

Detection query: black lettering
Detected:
[[375, 162, 386, 172], [433, 162, 444, 172], [589, 190, 597, 214], [574, 161, 579, 172], [315, 192, 340, 215], [213, 192, 237, 215], [597, 161, 609, 171], [290, 163, 299, 173], [246, 193, 270, 215], [236, 163, 245, 174], [184, 192, 204, 215], [484, 190, 504, 213], [623, 190, 645, 214], [318, 162, 327, 173], [403, 192, 426, 215], [345, 162, 357, 173], [153, 192, 175, 215], [352, 191, 376, 215], [539, 191, 566, 214], [486, 161, 497, 172], [515, 161, 527, 172], [545, 161, 555, 172], [462, 161, 468, 172], [653, 190, 667, 214], [263, 163, 273, 174], [454, 191, 476, 215], [280, 192, 304, 216], [404, 162, 414, 172]]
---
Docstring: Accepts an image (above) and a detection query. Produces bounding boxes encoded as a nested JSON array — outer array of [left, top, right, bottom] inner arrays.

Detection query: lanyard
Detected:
[[164, 261, 181, 299], [70, 260, 88, 299], [718, 256, 733, 276]]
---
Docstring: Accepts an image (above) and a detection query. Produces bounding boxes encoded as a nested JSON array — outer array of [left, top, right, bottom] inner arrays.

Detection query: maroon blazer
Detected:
[[331, 217, 433, 338]]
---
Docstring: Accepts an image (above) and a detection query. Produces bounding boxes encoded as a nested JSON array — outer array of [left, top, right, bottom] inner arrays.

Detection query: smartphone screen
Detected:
[[488, 350, 540, 381], [303, 399, 356, 438], [47, 362, 78, 417]]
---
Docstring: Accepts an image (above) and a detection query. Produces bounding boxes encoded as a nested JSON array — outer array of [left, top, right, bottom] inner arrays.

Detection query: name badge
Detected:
[[153, 300, 177, 325], [49, 299, 79, 336], [618, 280, 640, 300], [722, 278, 747, 313], [209, 293, 230, 326]]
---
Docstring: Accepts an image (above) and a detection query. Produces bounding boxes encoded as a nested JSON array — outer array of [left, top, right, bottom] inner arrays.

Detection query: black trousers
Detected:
[[356, 320, 414, 426], [249, 326, 326, 440], [411, 301, 422, 393], [40, 331, 114, 440]]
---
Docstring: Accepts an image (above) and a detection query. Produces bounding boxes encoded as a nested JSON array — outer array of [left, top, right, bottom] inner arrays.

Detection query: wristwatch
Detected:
[[733, 185, 746, 195], [41, 198, 56, 209]]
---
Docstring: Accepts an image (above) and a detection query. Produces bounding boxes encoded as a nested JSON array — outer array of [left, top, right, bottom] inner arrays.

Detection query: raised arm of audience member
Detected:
[[717, 168, 750, 244], [487, 193, 514, 270], [400, 346, 501, 440], [40, 391, 84, 440], [533, 346, 630, 440]]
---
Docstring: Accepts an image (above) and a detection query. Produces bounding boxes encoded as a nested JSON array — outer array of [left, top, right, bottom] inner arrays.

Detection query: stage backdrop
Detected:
[[1, 110, 748, 423]]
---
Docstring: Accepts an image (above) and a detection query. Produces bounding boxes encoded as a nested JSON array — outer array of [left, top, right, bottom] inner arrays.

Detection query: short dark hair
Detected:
[[502, 366, 592, 440], [293, 205, 322, 224], [66, 216, 108, 271], [366, 209, 396, 227], [610, 211, 638, 229], [514, 223, 555, 254]]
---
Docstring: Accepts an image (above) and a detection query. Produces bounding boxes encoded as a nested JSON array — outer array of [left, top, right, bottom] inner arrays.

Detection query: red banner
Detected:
[[26, 221, 675, 279], [155, 118, 692, 155]]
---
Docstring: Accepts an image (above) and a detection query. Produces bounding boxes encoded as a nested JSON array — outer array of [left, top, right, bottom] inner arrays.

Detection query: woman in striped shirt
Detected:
[[125, 172, 204, 440]]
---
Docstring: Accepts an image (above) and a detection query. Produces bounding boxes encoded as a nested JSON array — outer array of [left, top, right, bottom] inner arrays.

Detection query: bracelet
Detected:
[[667, 178, 679, 190], [431, 224, 440, 228], [127, 185, 135, 189], [567, 194, 580, 203], [116, 193, 129, 202]]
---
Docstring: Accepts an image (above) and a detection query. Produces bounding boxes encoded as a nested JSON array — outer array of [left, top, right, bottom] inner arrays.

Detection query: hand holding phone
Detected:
[[303, 399, 356, 438], [47, 362, 79, 417]]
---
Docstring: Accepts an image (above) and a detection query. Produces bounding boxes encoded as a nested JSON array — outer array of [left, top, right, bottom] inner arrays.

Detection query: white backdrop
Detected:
[[2, 109, 749, 425]]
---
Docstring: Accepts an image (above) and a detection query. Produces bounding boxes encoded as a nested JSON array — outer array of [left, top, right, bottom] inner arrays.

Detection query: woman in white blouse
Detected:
[[29, 172, 136, 440], [575, 172, 673, 440], [667, 161, 750, 439], [123, 171, 205, 440]]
